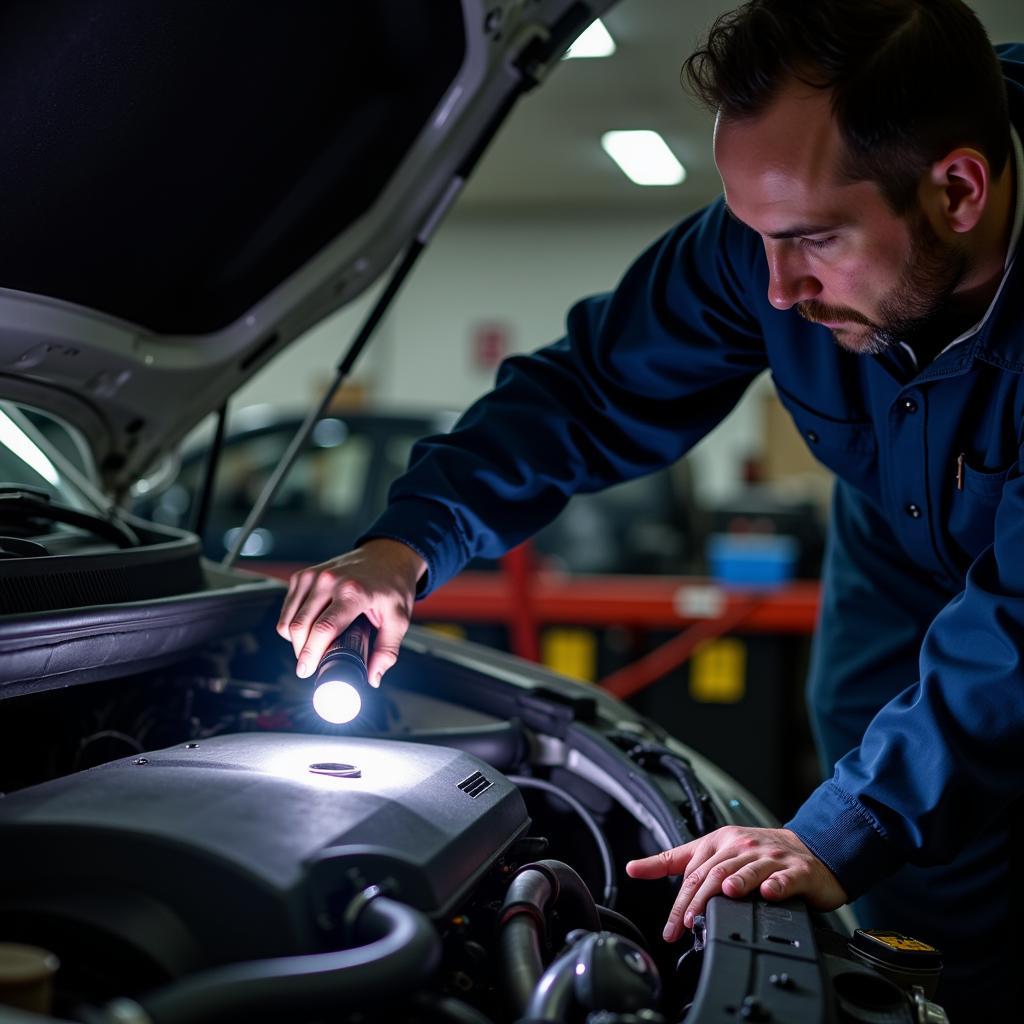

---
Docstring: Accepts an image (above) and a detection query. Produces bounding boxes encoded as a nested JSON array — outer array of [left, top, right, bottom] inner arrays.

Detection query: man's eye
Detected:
[[800, 236, 835, 250]]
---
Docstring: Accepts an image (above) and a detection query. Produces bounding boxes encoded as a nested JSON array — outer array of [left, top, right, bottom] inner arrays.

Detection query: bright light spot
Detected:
[[223, 527, 273, 557], [0, 410, 59, 485], [312, 418, 348, 448], [313, 680, 362, 724], [575, 963, 587, 976], [232, 404, 277, 431], [564, 19, 616, 59], [601, 131, 686, 187]]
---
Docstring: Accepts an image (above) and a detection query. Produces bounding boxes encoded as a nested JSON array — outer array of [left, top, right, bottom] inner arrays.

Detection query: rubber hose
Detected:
[[134, 895, 440, 1024], [498, 860, 601, 1016], [409, 991, 497, 1024], [499, 910, 548, 1013], [508, 775, 616, 907], [595, 905, 649, 952], [532, 860, 601, 934]]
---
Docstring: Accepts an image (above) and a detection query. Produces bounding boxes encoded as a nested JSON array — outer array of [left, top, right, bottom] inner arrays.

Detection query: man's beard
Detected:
[[797, 209, 969, 356]]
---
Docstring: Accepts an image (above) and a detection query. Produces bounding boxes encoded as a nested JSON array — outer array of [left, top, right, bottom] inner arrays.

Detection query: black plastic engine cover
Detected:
[[0, 733, 528, 975]]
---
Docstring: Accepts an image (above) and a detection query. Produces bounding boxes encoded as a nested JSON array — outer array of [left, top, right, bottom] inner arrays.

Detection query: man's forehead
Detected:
[[713, 83, 842, 184], [712, 81, 869, 231]]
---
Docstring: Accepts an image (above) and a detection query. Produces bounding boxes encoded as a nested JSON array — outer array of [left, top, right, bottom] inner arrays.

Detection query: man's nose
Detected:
[[765, 243, 821, 310]]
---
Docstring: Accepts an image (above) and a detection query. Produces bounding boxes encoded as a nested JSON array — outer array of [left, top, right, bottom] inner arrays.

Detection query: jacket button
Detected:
[[806, 431, 819, 443], [906, 504, 922, 519], [902, 398, 918, 413]]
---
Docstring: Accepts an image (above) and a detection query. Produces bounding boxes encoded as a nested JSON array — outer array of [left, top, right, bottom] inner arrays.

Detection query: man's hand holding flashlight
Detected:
[[277, 538, 427, 686]]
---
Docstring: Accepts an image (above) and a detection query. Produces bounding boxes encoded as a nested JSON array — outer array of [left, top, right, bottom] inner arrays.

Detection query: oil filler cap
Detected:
[[849, 929, 943, 999]]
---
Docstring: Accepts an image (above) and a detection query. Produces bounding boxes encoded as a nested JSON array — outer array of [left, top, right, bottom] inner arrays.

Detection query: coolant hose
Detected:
[[120, 893, 440, 1024], [497, 860, 600, 1016]]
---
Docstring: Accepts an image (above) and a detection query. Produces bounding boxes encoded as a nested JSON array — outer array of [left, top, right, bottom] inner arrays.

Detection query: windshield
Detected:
[[0, 403, 97, 512]]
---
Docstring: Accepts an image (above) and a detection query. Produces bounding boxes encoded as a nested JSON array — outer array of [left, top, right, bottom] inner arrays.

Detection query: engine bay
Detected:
[[0, 621, 929, 1024]]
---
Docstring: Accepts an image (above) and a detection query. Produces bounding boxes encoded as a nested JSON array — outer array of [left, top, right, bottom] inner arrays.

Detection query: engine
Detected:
[[0, 629, 942, 1024]]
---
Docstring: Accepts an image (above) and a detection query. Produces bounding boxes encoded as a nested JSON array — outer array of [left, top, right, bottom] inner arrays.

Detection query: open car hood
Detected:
[[0, 0, 614, 497]]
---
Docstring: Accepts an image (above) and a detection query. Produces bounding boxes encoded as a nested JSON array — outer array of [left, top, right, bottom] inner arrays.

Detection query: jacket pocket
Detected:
[[948, 459, 1012, 561], [960, 460, 1012, 499]]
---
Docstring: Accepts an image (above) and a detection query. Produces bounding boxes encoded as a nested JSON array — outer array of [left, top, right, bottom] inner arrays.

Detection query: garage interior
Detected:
[[0, 2, 1021, 1023]]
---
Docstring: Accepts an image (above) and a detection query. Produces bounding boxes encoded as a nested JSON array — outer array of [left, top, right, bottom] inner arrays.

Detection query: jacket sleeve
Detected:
[[788, 451, 1024, 899], [360, 198, 769, 595]]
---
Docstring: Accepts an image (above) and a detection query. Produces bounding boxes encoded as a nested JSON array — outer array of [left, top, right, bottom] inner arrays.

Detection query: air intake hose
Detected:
[[107, 889, 440, 1024], [497, 859, 601, 1016]]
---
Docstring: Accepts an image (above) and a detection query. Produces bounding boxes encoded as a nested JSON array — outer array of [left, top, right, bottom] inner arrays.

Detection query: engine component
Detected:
[[848, 929, 943, 999], [524, 930, 660, 1022], [117, 888, 440, 1024], [0, 733, 529, 989], [0, 942, 60, 1014], [497, 859, 601, 1015]]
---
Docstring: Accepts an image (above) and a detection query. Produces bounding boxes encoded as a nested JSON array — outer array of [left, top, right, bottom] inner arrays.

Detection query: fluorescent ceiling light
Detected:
[[564, 19, 616, 59], [601, 130, 686, 186], [0, 408, 59, 485]]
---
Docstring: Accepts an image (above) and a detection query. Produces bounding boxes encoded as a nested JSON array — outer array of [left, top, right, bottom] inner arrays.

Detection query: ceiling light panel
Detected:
[[564, 20, 616, 59], [600, 130, 686, 187]]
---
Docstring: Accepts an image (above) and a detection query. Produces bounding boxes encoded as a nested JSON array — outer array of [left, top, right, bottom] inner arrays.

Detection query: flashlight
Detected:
[[311, 616, 372, 724]]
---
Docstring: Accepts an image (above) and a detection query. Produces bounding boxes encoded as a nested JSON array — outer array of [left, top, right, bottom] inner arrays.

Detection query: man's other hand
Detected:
[[626, 826, 847, 942], [276, 538, 427, 687]]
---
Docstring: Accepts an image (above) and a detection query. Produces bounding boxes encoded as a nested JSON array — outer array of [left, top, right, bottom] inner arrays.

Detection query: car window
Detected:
[[169, 426, 375, 521], [368, 433, 421, 510], [302, 435, 373, 517]]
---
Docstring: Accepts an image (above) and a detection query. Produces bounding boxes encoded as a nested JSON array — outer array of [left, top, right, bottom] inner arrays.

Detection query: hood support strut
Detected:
[[220, 231, 430, 570]]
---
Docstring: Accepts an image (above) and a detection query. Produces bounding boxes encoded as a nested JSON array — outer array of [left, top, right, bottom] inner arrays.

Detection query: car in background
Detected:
[[134, 406, 701, 575]]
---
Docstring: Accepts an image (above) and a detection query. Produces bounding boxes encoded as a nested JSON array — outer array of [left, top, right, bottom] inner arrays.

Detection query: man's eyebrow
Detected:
[[723, 200, 838, 239]]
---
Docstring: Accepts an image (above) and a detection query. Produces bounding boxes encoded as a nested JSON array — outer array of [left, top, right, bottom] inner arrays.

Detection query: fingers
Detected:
[[758, 861, 811, 902], [277, 541, 425, 683], [367, 616, 408, 688], [663, 850, 763, 942], [295, 601, 360, 679], [626, 843, 700, 880], [276, 568, 315, 641], [626, 826, 848, 944]]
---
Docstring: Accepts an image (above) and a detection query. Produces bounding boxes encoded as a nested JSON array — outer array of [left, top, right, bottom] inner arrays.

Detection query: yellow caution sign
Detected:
[[689, 638, 747, 704], [542, 628, 597, 682]]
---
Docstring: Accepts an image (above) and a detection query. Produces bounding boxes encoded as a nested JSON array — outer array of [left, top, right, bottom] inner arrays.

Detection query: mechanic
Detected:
[[278, 1, 1023, 1016]]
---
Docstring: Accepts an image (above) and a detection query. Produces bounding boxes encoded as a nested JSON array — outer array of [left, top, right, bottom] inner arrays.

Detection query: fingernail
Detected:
[[296, 659, 310, 679], [662, 924, 675, 942], [370, 672, 381, 689], [683, 913, 693, 929], [765, 879, 781, 895]]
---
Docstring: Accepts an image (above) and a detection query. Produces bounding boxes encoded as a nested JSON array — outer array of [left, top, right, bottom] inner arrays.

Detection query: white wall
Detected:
[[237, 207, 768, 505]]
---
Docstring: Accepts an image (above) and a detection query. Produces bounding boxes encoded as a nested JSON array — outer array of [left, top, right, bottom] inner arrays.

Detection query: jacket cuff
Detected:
[[357, 498, 469, 599], [785, 780, 905, 902]]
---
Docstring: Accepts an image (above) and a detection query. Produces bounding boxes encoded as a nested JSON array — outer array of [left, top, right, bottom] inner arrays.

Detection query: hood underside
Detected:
[[0, 0, 614, 496]]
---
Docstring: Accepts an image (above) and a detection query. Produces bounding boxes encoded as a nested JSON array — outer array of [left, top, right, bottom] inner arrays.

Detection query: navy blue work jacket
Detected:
[[365, 46, 1024, 901]]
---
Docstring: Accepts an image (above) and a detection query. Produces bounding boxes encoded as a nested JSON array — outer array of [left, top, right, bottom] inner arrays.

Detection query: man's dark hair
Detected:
[[682, 0, 1011, 213]]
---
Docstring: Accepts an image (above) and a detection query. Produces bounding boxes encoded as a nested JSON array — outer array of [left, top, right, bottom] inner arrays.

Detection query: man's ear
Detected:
[[926, 148, 990, 234]]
